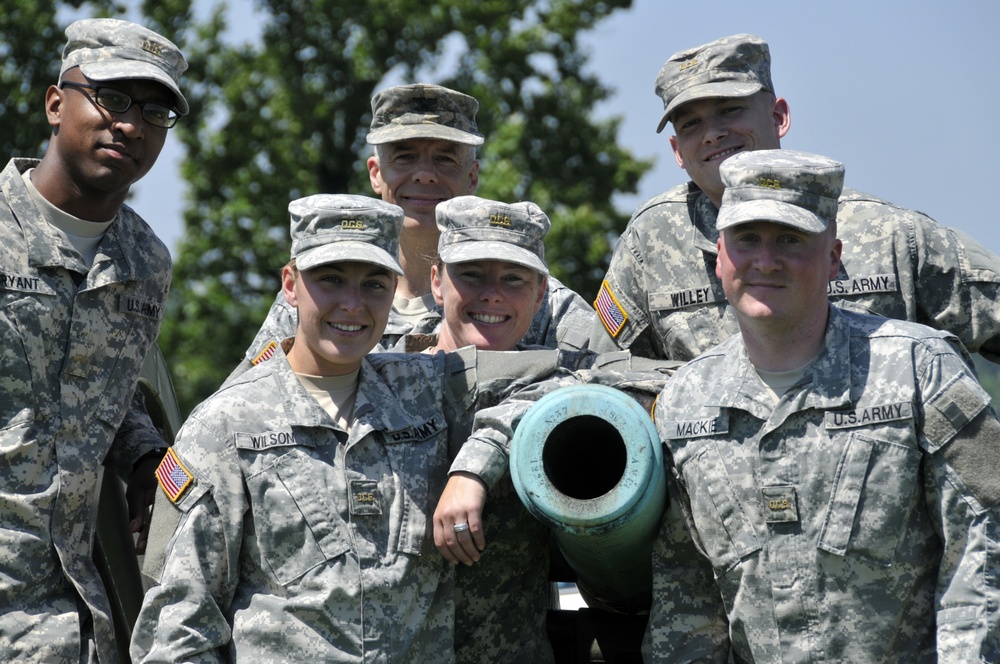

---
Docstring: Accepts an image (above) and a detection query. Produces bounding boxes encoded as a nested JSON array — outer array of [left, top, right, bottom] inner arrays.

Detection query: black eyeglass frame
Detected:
[[59, 81, 180, 129]]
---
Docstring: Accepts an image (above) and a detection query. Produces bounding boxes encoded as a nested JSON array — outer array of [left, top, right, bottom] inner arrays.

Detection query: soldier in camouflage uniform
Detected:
[[0, 18, 186, 663], [391, 195, 558, 663], [643, 150, 1000, 662], [230, 83, 594, 380], [590, 33, 1000, 365], [132, 194, 624, 662]]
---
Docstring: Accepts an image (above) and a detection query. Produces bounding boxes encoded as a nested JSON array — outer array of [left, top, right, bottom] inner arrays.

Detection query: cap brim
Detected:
[[656, 80, 763, 133], [717, 199, 828, 233], [79, 61, 189, 115], [296, 241, 403, 274], [439, 241, 549, 276], [366, 123, 484, 146]]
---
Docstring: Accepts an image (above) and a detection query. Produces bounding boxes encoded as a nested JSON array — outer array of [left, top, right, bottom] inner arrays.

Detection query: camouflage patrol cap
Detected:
[[436, 195, 550, 276], [61, 18, 189, 115], [366, 84, 484, 146], [655, 33, 772, 133], [290, 194, 404, 274], [717, 150, 844, 233]]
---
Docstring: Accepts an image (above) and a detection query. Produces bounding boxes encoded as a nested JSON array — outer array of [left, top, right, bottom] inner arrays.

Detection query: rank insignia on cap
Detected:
[[252, 340, 278, 366], [595, 280, 628, 338], [156, 448, 194, 503]]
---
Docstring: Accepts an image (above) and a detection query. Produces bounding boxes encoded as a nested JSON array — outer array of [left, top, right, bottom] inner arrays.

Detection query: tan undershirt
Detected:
[[294, 369, 360, 431], [23, 168, 114, 268], [755, 356, 817, 404]]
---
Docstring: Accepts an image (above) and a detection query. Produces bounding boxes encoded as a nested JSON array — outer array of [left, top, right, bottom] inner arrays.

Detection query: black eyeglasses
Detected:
[[60, 81, 179, 129]]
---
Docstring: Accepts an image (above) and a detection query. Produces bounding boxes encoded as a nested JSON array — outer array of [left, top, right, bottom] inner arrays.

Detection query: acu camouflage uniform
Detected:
[[131, 342, 606, 663], [591, 181, 1000, 363], [0, 158, 172, 662], [645, 304, 1000, 662]]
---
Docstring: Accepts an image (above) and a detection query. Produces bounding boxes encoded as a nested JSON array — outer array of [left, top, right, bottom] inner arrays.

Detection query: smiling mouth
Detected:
[[330, 322, 364, 332], [705, 147, 740, 163], [470, 313, 509, 325]]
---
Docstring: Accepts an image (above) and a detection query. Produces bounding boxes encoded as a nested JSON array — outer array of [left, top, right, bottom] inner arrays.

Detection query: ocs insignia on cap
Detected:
[[289, 194, 404, 274], [436, 195, 551, 276], [654, 33, 772, 133], [366, 84, 484, 146], [61, 18, 189, 115], [717, 149, 845, 234]]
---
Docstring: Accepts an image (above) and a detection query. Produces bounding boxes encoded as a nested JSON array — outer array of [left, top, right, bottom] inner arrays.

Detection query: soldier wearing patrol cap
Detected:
[[393, 194, 552, 354], [382, 194, 559, 663], [644, 150, 1000, 662], [590, 33, 1000, 369], [133, 193, 614, 663], [230, 83, 595, 382], [0, 17, 187, 663]]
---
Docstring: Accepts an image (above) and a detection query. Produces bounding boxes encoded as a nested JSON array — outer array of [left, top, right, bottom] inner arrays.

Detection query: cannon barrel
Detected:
[[509, 384, 665, 612]]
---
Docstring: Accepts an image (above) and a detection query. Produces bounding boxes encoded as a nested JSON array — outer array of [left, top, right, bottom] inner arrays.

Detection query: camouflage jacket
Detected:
[[644, 306, 1000, 663], [591, 182, 1000, 364], [0, 158, 171, 663], [132, 344, 589, 663], [230, 275, 595, 380]]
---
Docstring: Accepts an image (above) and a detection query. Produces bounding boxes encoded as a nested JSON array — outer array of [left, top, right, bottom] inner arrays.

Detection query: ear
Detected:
[[828, 238, 843, 279], [430, 263, 446, 307], [669, 135, 685, 169], [44, 85, 64, 129], [367, 154, 383, 196], [281, 265, 299, 307], [772, 97, 791, 141]]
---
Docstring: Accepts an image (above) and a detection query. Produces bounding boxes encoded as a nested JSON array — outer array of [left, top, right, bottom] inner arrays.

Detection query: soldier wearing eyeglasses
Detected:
[[0, 18, 187, 663]]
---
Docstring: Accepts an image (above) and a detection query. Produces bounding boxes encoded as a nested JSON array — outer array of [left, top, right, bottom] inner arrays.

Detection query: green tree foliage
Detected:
[[0, 0, 650, 416], [0, 0, 120, 156], [158, 0, 650, 414]]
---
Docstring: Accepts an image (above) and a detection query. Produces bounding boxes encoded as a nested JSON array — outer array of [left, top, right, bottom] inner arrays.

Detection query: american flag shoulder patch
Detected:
[[594, 280, 628, 338], [156, 447, 194, 503], [252, 340, 278, 366]]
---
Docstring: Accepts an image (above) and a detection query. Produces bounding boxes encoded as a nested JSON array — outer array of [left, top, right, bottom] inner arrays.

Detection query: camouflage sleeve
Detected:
[[130, 418, 243, 662], [522, 276, 595, 351], [915, 343, 1000, 660], [907, 213, 1000, 363], [225, 291, 297, 383], [107, 387, 167, 482], [588, 227, 663, 357]]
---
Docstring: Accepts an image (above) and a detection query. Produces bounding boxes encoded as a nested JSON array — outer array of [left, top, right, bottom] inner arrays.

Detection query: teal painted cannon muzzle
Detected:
[[509, 384, 665, 612]]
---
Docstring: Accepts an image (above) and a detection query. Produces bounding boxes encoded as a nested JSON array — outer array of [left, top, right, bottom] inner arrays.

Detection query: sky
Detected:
[[129, 1, 1000, 258]]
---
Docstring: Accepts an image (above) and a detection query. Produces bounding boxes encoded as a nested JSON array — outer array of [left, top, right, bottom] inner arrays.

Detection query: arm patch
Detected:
[[939, 411, 1000, 510]]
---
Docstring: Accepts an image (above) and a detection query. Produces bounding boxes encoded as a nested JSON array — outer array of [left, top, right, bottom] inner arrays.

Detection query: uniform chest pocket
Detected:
[[677, 443, 761, 574], [0, 298, 44, 421], [818, 433, 921, 565], [245, 450, 352, 586]]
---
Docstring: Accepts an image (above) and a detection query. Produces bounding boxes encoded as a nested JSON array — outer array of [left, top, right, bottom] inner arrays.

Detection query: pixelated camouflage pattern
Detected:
[[717, 150, 845, 233], [289, 194, 404, 273], [230, 274, 595, 380], [436, 195, 551, 276], [654, 33, 771, 133], [366, 84, 484, 146], [644, 306, 1000, 662], [590, 181, 1000, 364], [61, 18, 188, 114], [132, 345, 587, 662], [0, 159, 172, 663]]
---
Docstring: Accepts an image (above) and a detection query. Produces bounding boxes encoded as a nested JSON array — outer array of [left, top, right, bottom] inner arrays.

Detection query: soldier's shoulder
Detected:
[[629, 182, 696, 221]]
